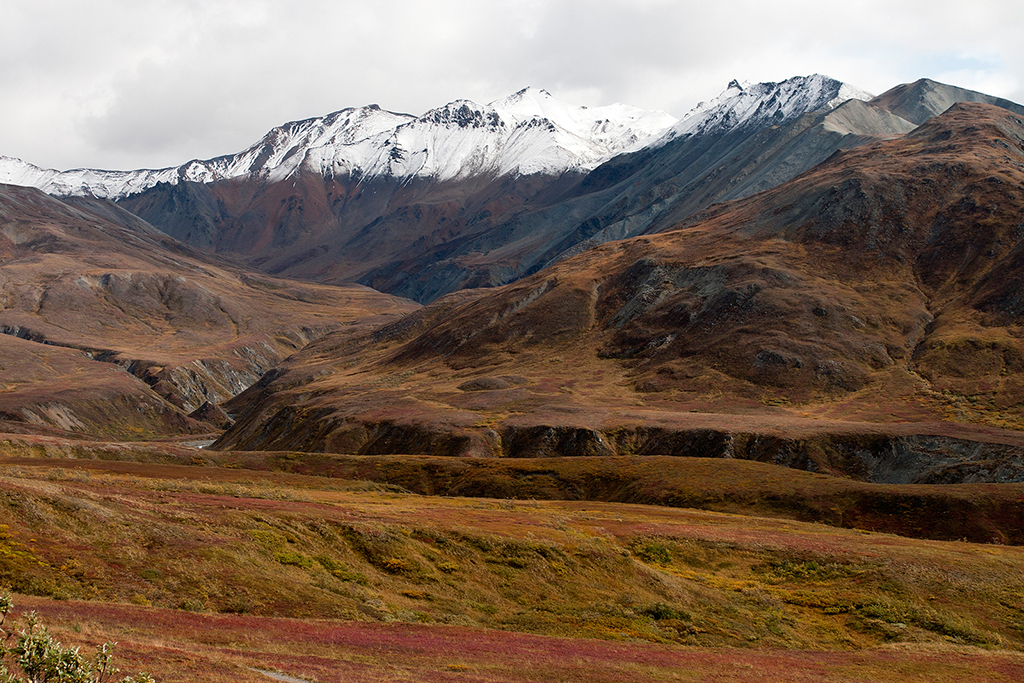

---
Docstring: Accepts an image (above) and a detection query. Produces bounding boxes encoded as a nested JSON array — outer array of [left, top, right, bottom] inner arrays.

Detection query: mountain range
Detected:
[[0, 75, 887, 301], [6, 75, 1023, 306], [2, 73, 1024, 483], [211, 99, 1024, 484], [6, 69, 1024, 683]]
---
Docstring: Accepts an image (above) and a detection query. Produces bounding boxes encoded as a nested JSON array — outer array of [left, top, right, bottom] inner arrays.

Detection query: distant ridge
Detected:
[[870, 78, 1024, 125], [0, 88, 676, 199], [3, 75, 1022, 305]]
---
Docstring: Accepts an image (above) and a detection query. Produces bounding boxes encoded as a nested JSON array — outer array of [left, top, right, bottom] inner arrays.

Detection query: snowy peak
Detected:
[[417, 100, 505, 130], [4, 89, 676, 198], [665, 74, 873, 140], [2, 77, 872, 200], [194, 104, 417, 184], [492, 86, 554, 108], [490, 87, 677, 148], [492, 87, 576, 126], [0, 156, 56, 190], [370, 88, 678, 181]]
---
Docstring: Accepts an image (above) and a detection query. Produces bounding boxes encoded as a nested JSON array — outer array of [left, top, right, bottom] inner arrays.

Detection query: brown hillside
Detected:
[[0, 184, 418, 437], [215, 103, 1024, 481]]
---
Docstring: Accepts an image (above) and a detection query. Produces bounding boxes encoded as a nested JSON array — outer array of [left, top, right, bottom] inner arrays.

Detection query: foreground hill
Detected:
[[0, 184, 417, 437], [0, 447, 1021, 681], [212, 103, 1024, 482]]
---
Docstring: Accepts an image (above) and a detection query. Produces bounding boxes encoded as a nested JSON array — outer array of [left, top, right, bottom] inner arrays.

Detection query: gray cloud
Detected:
[[3, 0, 1023, 170]]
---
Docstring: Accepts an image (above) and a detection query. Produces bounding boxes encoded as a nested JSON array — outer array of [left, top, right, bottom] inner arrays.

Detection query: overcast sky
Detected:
[[4, 0, 1023, 171]]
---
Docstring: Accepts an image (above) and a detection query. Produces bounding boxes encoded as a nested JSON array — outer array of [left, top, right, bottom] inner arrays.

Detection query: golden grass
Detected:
[[0, 456, 1022, 654], [0, 429, 1022, 680]]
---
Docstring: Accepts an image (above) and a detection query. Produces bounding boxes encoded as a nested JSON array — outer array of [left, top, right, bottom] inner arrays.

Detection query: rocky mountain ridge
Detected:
[[0, 76, 878, 202], [104, 75, 898, 302], [0, 87, 676, 198]]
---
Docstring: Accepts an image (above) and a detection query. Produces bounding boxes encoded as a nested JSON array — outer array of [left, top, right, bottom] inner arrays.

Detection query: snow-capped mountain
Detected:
[[0, 77, 876, 201], [659, 74, 873, 142], [5, 73, 1013, 309], [0, 88, 676, 200], [0, 158, 180, 200]]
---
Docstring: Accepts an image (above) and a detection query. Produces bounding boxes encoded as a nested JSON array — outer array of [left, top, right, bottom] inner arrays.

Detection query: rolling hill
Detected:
[[0, 184, 417, 438], [211, 102, 1024, 484]]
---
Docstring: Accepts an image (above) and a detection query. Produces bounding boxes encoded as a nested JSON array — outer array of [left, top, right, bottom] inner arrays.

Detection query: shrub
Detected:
[[641, 603, 691, 621], [0, 592, 154, 682], [400, 590, 430, 600], [632, 541, 672, 565], [380, 558, 410, 574], [313, 556, 368, 585], [274, 551, 314, 568]]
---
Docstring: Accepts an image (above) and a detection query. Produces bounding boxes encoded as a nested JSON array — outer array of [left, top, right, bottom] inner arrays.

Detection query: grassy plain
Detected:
[[0, 438, 1022, 681]]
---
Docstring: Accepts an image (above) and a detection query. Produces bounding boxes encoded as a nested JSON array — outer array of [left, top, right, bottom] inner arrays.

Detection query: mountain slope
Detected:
[[870, 77, 1024, 125], [358, 76, 914, 300], [124, 75, 885, 303], [0, 183, 417, 437], [7, 76, 1022, 308], [212, 103, 1024, 483], [376, 77, 1024, 303], [3, 76, 889, 304]]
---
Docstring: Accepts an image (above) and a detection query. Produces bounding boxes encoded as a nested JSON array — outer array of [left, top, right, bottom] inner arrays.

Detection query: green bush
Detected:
[[632, 541, 672, 565], [313, 555, 368, 584], [274, 551, 314, 568], [0, 593, 154, 682], [641, 603, 691, 621]]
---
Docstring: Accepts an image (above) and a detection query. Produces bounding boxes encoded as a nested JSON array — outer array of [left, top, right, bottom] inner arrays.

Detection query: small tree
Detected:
[[0, 593, 153, 683]]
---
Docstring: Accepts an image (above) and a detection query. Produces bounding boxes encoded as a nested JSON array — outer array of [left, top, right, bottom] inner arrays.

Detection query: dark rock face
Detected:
[[213, 406, 1024, 484], [500, 426, 616, 458], [608, 428, 1024, 484], [116, 180, 221, 249]]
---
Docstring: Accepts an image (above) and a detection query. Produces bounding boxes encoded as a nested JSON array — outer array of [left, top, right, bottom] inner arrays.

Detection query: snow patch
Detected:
[[658, 74, 873, 143]]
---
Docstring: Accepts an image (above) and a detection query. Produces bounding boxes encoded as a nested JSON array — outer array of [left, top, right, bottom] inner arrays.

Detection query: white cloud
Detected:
[[2, 0, 1023, 170]]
